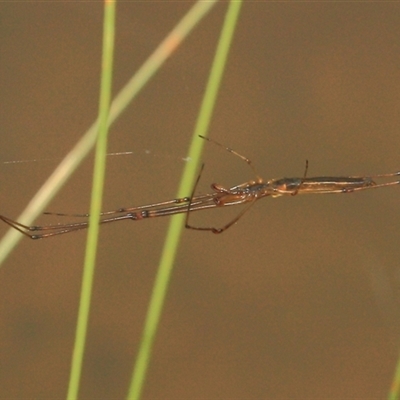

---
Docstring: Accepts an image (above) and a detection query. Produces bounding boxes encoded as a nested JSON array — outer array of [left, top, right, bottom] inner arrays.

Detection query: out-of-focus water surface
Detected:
[[1, 3, 400, 399]]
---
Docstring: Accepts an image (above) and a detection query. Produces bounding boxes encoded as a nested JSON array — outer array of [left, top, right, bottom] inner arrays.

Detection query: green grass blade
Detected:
[[0, 0, 218, 267], [126, 2, 243, 399], [388, 353, 400, 400], [66, 2, 116, 399]]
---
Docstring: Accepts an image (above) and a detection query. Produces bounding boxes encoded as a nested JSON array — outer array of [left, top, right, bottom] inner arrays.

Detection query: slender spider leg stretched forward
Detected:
[[1, 136, 399, 239]]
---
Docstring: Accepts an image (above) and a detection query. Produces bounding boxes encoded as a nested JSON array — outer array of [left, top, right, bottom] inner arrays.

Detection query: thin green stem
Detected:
[[126, 2, 243, 399], [388, 352, 400, 400], [66, 2, 116, 399]]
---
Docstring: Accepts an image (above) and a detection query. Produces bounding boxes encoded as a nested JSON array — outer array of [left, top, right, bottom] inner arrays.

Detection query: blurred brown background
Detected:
[[1, 2, 400, 399]]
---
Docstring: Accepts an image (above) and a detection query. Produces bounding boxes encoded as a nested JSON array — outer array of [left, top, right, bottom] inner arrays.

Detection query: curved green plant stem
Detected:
[[0, 0, 217, 267], [388, 353, 400, 400], [126, 2, 243, 399], [66, 2, 116, 399]]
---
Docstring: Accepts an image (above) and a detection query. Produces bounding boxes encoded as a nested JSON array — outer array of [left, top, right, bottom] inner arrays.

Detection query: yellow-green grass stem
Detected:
[[0, 0, 218, 267]]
